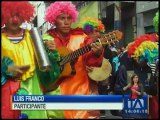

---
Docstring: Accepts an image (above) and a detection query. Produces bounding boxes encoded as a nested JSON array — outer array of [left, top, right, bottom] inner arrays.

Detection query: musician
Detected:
[[81, 17, 105, 94], [43, 2, 103, 119], [1, 1, 47, 119], [81, 17, 105, 119]]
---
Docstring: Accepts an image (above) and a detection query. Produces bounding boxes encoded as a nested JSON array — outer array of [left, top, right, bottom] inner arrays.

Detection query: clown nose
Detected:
[[12, 16, 19, 24]]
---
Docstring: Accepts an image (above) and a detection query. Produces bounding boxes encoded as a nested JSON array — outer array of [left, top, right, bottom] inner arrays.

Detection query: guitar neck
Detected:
[[60, 44, 91, 66], [59, 30, 123, 66]]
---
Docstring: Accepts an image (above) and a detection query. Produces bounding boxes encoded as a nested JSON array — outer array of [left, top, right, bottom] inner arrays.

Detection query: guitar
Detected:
[[38, 30, 123, 92]]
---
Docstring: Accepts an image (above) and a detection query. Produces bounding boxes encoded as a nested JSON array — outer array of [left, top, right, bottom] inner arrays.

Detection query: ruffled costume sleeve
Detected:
[[1, 56, 14, 85], [36, 33, 61, 92], [82, 36, 104, 67]]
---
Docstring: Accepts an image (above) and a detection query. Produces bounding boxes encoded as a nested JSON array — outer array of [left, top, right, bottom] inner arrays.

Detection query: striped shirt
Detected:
[[148, 59, 159, 76], [148, 63, 156, 75], [7, 30, 24, 44]]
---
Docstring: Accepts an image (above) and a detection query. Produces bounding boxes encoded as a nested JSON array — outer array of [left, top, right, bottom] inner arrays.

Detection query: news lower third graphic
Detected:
[[123, 95, 148, 117], [12, 95, 123, 110], [11, 94, 149, 118]]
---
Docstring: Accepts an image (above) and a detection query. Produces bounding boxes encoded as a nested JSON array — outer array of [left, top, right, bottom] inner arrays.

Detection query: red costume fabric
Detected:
[[1, 79, 20, 119], [149, 96, 159, 119]]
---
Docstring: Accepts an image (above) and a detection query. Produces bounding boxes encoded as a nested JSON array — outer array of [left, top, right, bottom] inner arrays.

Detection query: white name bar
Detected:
[[12, 103, 123, 110]]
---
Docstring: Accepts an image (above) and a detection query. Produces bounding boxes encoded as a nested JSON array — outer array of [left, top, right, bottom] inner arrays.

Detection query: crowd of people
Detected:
[[1, 1, 159, 119]]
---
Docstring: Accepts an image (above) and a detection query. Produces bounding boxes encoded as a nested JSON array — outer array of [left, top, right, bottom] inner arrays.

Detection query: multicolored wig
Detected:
[[127, 33, 159, 64], [81, 17, 105, 33], [153, 11, 159, 33], [1, 1, 35, 27], [45, 1, 78, 25]]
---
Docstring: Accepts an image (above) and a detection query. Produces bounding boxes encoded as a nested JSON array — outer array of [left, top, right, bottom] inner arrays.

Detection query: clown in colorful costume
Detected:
[[1, 1, 47, 119], [127, 33, 158, 64], [43, 2, 104, 119], [80, 17, 106, 118], [149, 10, 159, 119]]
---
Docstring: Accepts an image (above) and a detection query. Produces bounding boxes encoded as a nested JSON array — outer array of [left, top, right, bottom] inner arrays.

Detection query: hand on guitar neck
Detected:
[[90, 42, 103, 56]]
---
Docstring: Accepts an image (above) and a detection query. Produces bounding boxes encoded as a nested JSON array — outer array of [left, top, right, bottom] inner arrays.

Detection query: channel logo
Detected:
[[123, 95, 148, 118]]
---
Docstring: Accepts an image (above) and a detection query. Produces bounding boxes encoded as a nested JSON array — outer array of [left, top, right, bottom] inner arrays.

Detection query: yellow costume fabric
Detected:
[[2, 30, 35, 81]]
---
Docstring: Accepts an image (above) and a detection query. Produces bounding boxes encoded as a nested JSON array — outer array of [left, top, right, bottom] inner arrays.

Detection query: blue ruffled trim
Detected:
[[1, 56, 14, 85]]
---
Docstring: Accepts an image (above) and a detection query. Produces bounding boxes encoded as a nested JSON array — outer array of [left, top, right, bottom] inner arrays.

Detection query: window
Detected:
[[144, 25, 155, 34]]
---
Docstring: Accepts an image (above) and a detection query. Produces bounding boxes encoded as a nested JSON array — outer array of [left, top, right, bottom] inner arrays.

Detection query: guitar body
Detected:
[[56, 47, 72, 77], [88, 58, 112, 81]]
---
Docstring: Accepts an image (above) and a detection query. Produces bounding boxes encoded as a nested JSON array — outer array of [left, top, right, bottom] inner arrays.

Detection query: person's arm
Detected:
[[123, 83, 131, 91], [82, 37, 104, 67], [131, 84, 143, 96], [42, 33, 60, 62], [137, 84, 144, 95], [1, 57, 30, 85], [1, 56, 15, 85], [134, 90, 141, 95], [42, 33, 56, 51]]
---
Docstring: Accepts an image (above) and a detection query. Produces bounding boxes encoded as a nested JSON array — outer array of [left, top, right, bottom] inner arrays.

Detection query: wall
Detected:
[[136, 1, 159, 36], [72, 2, 99, 28], [37, 2, 46, 28], [136, 1, 159, 13]]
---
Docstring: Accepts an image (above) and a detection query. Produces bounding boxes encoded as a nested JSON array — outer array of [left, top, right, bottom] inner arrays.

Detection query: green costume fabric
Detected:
[[45, 87, 64, 119], [41, 33, 65, 118], [20, 72, 48, 119]]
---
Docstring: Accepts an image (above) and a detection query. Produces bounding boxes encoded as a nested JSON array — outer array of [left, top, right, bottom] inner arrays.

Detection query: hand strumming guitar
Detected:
[[91, 42, 103, 56]]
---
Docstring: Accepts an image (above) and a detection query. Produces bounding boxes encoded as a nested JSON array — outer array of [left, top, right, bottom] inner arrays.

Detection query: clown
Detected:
[[126, 11, 159, 119], [1, 1, 47, 119], [80, 17, 106, 118], [148, 11, 159, 119], [81, 17, 105, 41], [42, 1, 104, 119]]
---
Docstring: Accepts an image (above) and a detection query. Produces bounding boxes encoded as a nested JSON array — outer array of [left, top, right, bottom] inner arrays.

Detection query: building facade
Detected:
[[28, 1, 159, 44], [73, 1, 159, 47]]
